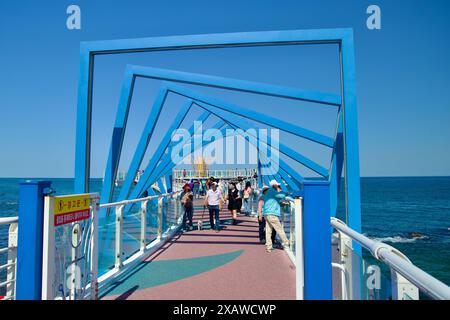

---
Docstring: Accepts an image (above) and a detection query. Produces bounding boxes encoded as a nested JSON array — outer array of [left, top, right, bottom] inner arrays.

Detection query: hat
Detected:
[[262, 185, 270, 192], [183, 183, 191, 190], [269, 179, 280, 187]]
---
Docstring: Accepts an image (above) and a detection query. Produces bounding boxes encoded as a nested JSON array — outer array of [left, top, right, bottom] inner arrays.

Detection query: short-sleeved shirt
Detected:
[[207, 189, 222, 206]]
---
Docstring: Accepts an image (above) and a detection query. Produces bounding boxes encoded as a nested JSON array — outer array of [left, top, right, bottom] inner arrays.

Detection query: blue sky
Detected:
[[1, 0, 449, 178]]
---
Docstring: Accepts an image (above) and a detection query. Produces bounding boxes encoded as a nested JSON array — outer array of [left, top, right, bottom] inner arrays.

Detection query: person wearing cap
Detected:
[[204, 182, 224, 232], [258, 186, 277, 244], [180, 183, 194, 231], [262, 179, 290, 253]]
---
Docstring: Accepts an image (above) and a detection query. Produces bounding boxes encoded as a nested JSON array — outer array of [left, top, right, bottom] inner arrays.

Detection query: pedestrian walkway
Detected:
[[102, 199, 296, 300]]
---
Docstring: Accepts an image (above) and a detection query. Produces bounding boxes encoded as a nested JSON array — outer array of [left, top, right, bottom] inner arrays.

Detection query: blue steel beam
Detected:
[[223, 120, 301, 192], [100, 65, 333, 198], [84, 28, 350, 56], [135, 125, 239, 200], [127, 65, 341, 107], [74, 28, 353, 201], [150, 101, 306, 190], [125, 67, 336, 148], [116, 99, 194, 202], [100, 70, 139, 207], [340, 32, 362, 238], [329, 112, 344, 217], [118, 110, 218, 203], [189, 98, 315, 178], [156, 124, 230, 181], [113, 88, 171, 202], [149, 119, 226, 184], [136, 97, 305, 197]]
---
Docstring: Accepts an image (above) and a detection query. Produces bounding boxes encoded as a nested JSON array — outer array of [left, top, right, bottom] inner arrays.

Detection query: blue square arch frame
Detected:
[[75, 28, 361, 235]]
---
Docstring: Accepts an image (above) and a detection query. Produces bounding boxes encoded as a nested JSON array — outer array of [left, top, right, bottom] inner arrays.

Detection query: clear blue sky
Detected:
[[1, 0, 449, 178]]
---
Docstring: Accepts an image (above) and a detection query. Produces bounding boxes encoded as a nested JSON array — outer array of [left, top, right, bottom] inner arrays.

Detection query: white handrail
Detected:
[[0, 217, 18, 225], [99, 192, 176, 209], [331, 217, 450, 300], [0, 215, 18, 300]]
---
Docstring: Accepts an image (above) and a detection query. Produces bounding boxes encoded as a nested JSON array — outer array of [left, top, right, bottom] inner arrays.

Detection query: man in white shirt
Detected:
[[204, 182, 224, 232]]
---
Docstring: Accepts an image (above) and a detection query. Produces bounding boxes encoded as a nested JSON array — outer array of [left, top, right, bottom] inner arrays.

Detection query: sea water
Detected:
[[1, 177, 449, 289]]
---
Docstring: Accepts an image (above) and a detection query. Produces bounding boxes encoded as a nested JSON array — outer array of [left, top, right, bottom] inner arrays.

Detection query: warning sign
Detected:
[[54, 194, 93, 226]]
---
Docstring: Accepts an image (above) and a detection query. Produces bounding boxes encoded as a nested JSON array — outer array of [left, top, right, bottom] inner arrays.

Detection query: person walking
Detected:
[[258, 186, 277, 244], [227, 182, 240, 225], [242, 181, 253, 216], [204, 182, 223, 232], [262, 179, 290, 253], [193, 179, 200, 199], [236, 178, 243, 214], [180, 183, 194, 231]]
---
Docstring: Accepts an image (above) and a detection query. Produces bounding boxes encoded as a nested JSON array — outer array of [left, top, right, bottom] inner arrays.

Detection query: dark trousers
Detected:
[[208, 205, 220, 230], [183, 206, 193, 229], [259, 217, 276, 242]]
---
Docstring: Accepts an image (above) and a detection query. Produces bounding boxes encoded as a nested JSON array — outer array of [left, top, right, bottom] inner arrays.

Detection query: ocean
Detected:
[[1, 177, 449, 290]]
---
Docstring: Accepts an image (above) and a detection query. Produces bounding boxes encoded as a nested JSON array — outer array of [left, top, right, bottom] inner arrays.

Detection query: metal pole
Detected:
[[16, 180, 51, 300], [294, 197, 304, 300], [115, 205, 124, 270]]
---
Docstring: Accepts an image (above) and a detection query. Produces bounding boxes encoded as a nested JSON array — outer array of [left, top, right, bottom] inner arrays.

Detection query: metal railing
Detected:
[[173, 169, 257, 179], [0, 216, 18, 300], [95, 192, 183, 295], [331, 217, 450, 300]]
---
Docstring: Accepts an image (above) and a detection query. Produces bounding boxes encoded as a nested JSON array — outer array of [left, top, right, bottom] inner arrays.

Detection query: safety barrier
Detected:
[[173, 169, 257, 179], [0, 216, 18, 300], [331, 217, 450, 300], [94, 192, 183, 297]]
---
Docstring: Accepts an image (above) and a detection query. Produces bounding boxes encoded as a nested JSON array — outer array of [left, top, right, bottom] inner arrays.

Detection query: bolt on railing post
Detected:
[[391, 269, 419, 300], [6, 222, 18, 299], [140, 200, 148, 252], [115, 205, 124, 270]]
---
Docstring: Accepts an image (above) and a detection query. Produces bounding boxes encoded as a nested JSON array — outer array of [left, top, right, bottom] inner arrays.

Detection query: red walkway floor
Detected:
[[103, 199, 296, 300]]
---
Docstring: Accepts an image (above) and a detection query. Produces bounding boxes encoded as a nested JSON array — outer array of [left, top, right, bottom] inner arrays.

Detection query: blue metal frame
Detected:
[[74, 29, 363, 289], [126, 92, 306, 201], [76, 29, 360, 235]]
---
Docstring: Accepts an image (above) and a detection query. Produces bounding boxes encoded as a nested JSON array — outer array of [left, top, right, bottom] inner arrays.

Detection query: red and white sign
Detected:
[[54, 209, 90, 226]]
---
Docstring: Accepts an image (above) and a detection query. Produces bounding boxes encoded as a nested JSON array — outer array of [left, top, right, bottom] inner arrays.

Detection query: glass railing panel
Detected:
[[334, 239, 393, 300], [145, 200, 159, 244], [98, 212, 117, 274], [120, 204, 142, 261]]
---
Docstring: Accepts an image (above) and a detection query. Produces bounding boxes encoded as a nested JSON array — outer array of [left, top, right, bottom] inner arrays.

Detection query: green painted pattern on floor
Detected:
[[102, 250, 244, 298]]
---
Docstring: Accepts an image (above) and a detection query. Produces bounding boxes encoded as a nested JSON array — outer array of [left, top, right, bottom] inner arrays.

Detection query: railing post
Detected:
[[338, 231, 353, 299], [294, 197, 304, 300], [115, 205, 124, 270], [90, 198, 99, 300], [16, 180, 51, 300], [391, 270, 419, 300], [140, 200, 148, 252], [6, 222, 18, 299]]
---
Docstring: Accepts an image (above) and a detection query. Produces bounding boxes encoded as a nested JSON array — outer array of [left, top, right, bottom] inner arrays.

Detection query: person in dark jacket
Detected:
[[227, 182, 240, 225]]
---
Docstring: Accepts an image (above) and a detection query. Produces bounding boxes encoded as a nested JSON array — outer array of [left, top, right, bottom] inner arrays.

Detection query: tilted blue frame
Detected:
[[75, 30, 363, 295], [75, 29, 361, 239]]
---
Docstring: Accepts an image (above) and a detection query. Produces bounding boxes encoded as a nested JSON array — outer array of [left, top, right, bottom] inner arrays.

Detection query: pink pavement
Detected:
[[104, 198, 296, 300]]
